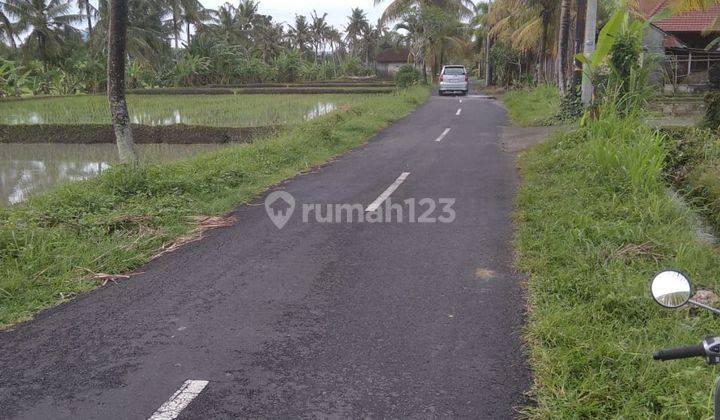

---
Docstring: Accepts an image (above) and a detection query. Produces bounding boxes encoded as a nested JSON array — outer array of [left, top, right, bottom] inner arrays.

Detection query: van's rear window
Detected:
[[443, 67, 465, 75]]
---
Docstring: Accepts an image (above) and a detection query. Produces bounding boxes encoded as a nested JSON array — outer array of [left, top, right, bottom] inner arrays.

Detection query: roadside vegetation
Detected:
[[0, 0, 481, 98], [502, 85, 560, 126], [516, 109, 720, 418], [0, 86, 429, 328], [665, 127, 720, 234], [0, 93, 374, 127], [509, 0, 720, 417]]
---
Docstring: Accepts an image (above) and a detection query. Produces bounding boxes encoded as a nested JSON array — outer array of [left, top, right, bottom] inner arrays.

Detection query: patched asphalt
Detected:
[[0, 91, 531, 419]]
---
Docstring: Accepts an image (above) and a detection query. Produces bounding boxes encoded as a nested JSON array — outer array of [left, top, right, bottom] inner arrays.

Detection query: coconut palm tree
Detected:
[[375, 0, 474, 25], [557, 0, 571, 95], [471, 1, 490, 80], [181, 0, 210, 44], [395, 7, 427, 77], [4, 0, 82, 66], [530, 0, 559, 82], [345, 8, 369, 58], [360, 24, 380, 65], [243, 13, 283, 62], [107, 0, 138, 164], [288, 14, 312, 55], [211, 2, 238, 43], [310, 10, 329, 62], [164, 0, 183, 48], [0, 3, 18, 50], [76, 0, 95, 37], [93, 0, 169, 63]]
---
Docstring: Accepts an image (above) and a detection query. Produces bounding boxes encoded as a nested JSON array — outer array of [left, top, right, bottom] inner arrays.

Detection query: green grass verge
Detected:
[[516, 113, 720, 418], [665, 127, 720, 233], [0, 93, 374, 127], [0, 86, 430, 328], [503, 85, 560, 127]]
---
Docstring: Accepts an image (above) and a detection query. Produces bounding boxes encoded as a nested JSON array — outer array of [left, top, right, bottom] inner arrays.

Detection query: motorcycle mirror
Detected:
[[651, 270, 693, 309]]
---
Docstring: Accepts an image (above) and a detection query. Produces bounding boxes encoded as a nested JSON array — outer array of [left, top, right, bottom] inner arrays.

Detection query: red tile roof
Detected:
[[638, 0, 720, 32]]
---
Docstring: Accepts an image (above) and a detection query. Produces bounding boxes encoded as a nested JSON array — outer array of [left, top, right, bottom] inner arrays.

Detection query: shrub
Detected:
[[274, 50, 302, 83], [395, 65, 421, 88], [709, 63, 720, 90], [609, 31, 641, 82], [490, 42, 519, 88], [704, 92, 720, 131], [556, 86, 583, 123]]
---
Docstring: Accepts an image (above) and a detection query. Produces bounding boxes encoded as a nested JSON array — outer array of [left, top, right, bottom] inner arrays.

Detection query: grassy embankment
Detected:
[[665, 127, 720, 233], [0, 86, 429, 328], [0, 94, 373, 127], [515, 107, 720, 417], [502, 84, 560, 126]]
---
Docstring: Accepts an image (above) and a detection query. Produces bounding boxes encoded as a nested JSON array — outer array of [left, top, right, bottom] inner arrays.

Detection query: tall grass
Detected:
[[0, 86, 430, 328], [0, 94, 375, 127], [502, 84, 560, 126], [517, 111, 720, 417]]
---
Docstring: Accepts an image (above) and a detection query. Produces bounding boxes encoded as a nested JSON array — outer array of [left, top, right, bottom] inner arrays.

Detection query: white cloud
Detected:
[[199, 0, 385, 29]]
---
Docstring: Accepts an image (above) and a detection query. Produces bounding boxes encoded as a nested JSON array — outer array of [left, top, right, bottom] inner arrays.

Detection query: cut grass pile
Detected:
[[517, 112, 720, 418], [0, 93, 374, 127], [503, 84, 560, 127], [0, 86, 430, 328]]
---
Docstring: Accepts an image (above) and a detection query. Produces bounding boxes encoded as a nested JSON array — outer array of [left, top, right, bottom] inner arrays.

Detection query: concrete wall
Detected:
[[376, 62, 410, 78], [644, 26, 667, 85]]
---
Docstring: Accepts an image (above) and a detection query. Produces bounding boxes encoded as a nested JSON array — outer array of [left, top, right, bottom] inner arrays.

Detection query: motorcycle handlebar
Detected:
[[653, 344, 706, 361]]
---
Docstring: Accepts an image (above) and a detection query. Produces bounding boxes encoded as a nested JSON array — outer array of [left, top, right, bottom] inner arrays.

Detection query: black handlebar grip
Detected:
[[653, 344, 706, 361]]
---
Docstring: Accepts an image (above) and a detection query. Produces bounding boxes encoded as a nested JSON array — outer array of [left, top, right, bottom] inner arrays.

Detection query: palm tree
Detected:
[[557, 0, 571, 95], [76, 0, 95, 37], [471, 1, 490, 80], [93, 0, 169, 63], [395, 7, 427, 79], [4, 0, 82, 66], [107, 0, 138, 165], [375, 0, 474, 25], [164, 0, 183, 48], [0, 3, 18, 50], [257, 19, 285, 63], [181, 0, 210, 44], [531, 0, 559, 82], [236, 0, 260, 31], [211, 2, 238, 43], [361, 24, 380, 65], [310, 10, 329, 62], [345, 8, 369, 58], [288, 14, 311, 55]]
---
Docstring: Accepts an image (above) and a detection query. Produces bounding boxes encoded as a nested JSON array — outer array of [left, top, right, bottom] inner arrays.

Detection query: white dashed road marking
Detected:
[[149, 380, 209, 420], [366, 172, 410, 212], [456, 108, 462, 116], [434, 128, 451, 143]]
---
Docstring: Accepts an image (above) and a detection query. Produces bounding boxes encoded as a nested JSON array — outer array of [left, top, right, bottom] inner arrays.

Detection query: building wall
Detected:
[[644, 26, 667, 85], [376, 62, 411, 78]]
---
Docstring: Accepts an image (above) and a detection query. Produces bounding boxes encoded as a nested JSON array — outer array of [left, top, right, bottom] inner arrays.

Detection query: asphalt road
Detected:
[[0, 92, 530, 419]]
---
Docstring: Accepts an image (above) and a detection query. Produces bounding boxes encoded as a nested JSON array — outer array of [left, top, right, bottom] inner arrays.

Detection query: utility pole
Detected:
[[581, 0, 597, 106], [485, 0, 493, 87]]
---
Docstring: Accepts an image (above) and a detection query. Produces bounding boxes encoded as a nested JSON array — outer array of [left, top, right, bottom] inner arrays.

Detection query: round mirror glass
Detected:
[[651, 271, 692, 308]]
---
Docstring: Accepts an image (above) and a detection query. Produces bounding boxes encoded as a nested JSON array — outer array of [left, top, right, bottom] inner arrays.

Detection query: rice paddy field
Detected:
[[0, 94, 375, 127]]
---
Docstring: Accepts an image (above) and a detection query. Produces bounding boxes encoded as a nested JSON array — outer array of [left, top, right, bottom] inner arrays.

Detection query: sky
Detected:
[[199, 0, 385, 30]]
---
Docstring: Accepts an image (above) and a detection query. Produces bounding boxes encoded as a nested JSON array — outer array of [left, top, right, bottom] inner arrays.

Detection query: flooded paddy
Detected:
[[0, 93, 380, 204], [0, 143, 229, 206], [0, 94, 367, 127]]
